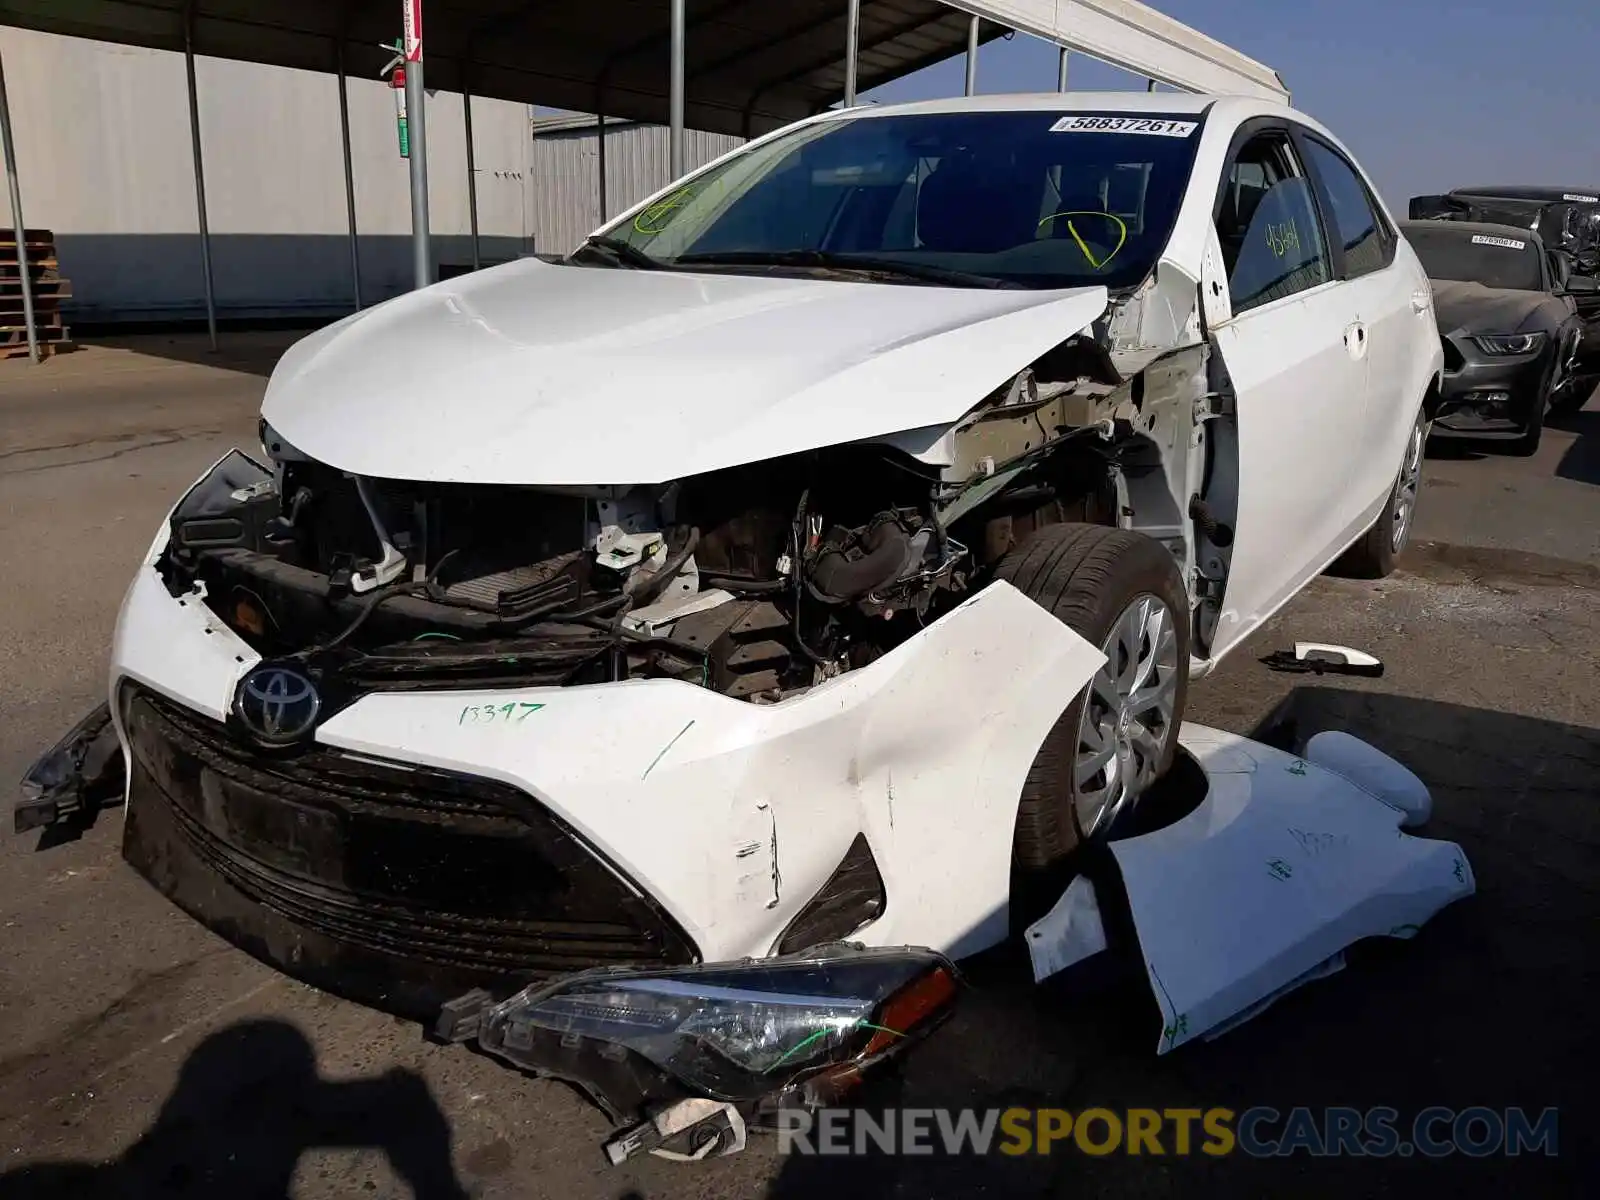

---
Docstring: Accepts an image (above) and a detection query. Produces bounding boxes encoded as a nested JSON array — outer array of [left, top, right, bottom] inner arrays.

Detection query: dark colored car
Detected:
[[1401, 219, 1589, 455], [1410, 187, 1600, 394]]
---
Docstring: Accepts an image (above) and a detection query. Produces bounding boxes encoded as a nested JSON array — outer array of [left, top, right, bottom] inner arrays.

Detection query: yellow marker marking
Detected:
[[634, 185, 696, 235], [1265, 219, 1301, 259], [1037, 210, 1129, 270]]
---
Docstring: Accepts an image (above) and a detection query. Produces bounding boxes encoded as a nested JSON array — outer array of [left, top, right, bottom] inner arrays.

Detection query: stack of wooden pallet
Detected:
[[2, 228, 74, 360]]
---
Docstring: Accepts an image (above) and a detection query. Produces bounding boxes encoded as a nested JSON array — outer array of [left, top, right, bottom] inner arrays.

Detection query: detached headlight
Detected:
[[474, 947, 956, 1105], [1473, 332, 1545, 355]]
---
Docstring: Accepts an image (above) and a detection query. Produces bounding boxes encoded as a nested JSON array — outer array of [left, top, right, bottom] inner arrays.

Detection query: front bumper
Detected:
[[105, 554, 1103, 1013], [1434, 336, 1550, 437], [119, 681, 699, 1019]]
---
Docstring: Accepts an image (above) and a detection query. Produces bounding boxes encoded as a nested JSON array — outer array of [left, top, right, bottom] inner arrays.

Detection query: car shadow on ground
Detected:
[[0, 1020, 471, 1200], [1424, 437, 1494, 462], [1547, 405, 1600, 485], [764, 686, 1597, 1200]]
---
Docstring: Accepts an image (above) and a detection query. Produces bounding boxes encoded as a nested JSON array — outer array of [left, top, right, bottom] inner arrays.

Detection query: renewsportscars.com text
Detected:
[[777, 1106, 1559, 1158]]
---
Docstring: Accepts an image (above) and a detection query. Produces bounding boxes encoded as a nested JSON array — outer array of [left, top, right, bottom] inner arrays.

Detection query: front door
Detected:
[[1204, 130, 1369, 662]]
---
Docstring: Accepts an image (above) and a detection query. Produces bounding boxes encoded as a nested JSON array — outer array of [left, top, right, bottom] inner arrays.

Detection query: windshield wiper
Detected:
[[570, 235, 669, 270], [670, 249, 1014, 288]]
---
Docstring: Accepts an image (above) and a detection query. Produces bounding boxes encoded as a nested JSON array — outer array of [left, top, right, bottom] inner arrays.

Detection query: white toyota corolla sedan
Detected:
[[23, 92, 1441, 1117]]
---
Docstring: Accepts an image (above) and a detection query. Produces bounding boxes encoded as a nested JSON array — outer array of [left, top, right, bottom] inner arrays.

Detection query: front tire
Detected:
[[998, 525, 1190, 870], [1334, 407, 1426, 579]]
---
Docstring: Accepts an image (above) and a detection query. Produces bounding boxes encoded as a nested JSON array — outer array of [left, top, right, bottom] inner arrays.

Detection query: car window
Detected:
[[1216, 134, 1332, 312], [1216, 136, 1293, 279], [1302, 138, 1391, 278]]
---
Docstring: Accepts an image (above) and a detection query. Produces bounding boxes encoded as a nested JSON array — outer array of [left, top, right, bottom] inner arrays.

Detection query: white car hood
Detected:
[[261, 257, 1109, 485]]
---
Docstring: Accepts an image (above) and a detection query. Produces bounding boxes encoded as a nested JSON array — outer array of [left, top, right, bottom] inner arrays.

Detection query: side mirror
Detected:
[[1567, 274, 1600, 295]]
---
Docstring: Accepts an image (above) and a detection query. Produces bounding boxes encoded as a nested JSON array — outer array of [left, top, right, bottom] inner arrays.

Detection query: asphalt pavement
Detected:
[[0, 335, 1595, 1198]]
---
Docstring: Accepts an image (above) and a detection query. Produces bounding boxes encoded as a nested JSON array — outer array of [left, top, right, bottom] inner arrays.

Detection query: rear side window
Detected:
[[1302, 138, 1392, 278]]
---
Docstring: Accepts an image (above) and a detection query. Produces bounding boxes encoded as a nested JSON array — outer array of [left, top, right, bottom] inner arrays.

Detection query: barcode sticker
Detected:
[[1561, 193, 1597, 203], [1471, 235, 1527, 250], [1050, 115, 1198, 137]]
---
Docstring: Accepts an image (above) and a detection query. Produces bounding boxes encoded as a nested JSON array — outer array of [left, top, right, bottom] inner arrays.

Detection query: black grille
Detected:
[[335, 627, 613, 691], [120, 685, 697, 984]]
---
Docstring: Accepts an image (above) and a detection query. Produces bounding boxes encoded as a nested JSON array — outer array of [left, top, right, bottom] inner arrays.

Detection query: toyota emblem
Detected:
[[234, 664, 322, 744]]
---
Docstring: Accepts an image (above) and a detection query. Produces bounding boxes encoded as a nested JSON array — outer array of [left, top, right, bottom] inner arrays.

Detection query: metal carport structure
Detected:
[[0, 0, 1285, 360]]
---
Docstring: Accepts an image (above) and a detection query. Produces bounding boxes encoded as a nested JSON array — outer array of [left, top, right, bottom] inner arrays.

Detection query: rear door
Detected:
[[1297, 134, 1428, 520], [1204, 126, 1369, 662]]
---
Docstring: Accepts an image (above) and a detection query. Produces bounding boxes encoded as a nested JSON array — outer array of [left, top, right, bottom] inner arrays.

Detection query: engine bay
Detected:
[[155, 337, 1212, 708]]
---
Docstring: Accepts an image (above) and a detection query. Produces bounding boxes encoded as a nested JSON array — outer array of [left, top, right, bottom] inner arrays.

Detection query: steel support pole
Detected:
[[1057, 46, 1069, 91], [669, 0, 686, 179], [463, 79, 480, 270], [596, 109, 608, 220], [964, 16, 979, 96], [0, 47, 39, 363], [183, 25, 218, 350], [843, 0, 860, 107], [335, 44, 363, 310], [405, 58, 432, 287]]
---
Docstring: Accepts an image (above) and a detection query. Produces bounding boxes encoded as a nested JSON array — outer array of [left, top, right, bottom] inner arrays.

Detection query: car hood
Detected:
[[260, 258, 1109, 485], [1430, 280, 1546, 336]]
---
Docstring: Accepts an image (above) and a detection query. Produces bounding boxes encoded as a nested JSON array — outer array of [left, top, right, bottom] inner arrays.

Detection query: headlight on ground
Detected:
[[475, 947, 956, 1104], [1473, 332, 1546, 356]]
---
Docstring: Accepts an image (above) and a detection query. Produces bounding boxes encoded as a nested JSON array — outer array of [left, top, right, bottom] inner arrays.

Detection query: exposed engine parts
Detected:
[[159, 329, 1213, 712]]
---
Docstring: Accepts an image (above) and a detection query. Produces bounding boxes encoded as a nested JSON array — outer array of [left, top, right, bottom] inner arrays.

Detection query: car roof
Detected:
[[1400, 219, 1546, 247], [829, 91, 1291, 124]]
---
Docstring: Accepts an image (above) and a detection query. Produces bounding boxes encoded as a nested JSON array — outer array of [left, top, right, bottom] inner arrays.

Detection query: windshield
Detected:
[[585, 110, 1206, 290], [1407, 226, 1545, 292]]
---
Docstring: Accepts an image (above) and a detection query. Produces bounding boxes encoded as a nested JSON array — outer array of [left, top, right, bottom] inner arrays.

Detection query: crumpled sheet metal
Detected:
[[1028, 724, 1475, 1053]]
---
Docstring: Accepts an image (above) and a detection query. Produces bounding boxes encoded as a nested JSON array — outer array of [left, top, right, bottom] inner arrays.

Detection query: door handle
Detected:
[[1411, 290, 1431, 314], [1344, 322, 1368, 359]]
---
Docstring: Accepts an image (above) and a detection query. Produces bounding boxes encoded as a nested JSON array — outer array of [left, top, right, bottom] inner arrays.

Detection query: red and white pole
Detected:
[[391, 65, 408, 157]]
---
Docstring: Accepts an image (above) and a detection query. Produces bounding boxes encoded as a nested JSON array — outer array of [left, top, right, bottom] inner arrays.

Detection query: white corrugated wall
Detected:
[[528, 122, 744, 255], [0, 27, 534, 322], [0, 27, 751, 320]]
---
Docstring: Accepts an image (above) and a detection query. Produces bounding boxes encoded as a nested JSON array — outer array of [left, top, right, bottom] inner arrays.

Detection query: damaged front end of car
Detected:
[[16, 238, 1244, 1157], [148, 274, 1230, 710], [133, 361, 1210, 724], [165, 426, 982, 708]]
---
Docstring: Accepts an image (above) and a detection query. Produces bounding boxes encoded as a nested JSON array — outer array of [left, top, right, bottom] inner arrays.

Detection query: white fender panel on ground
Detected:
[[1027, 725, 1475, 1053]]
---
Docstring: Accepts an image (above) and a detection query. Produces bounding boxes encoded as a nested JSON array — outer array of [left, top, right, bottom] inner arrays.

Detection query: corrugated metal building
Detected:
[[0, 27, 533, 322], [528, 115, 743, 257], [0, 28, 736, 324]]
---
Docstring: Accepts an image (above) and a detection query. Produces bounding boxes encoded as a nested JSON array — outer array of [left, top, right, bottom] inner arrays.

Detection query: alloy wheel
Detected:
[[1073, 592, 1180, 838], [1390, 417, 1425, 554]]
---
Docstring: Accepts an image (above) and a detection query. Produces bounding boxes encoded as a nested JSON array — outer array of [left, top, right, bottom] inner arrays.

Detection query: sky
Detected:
[[856, 0, 1600, 210]]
